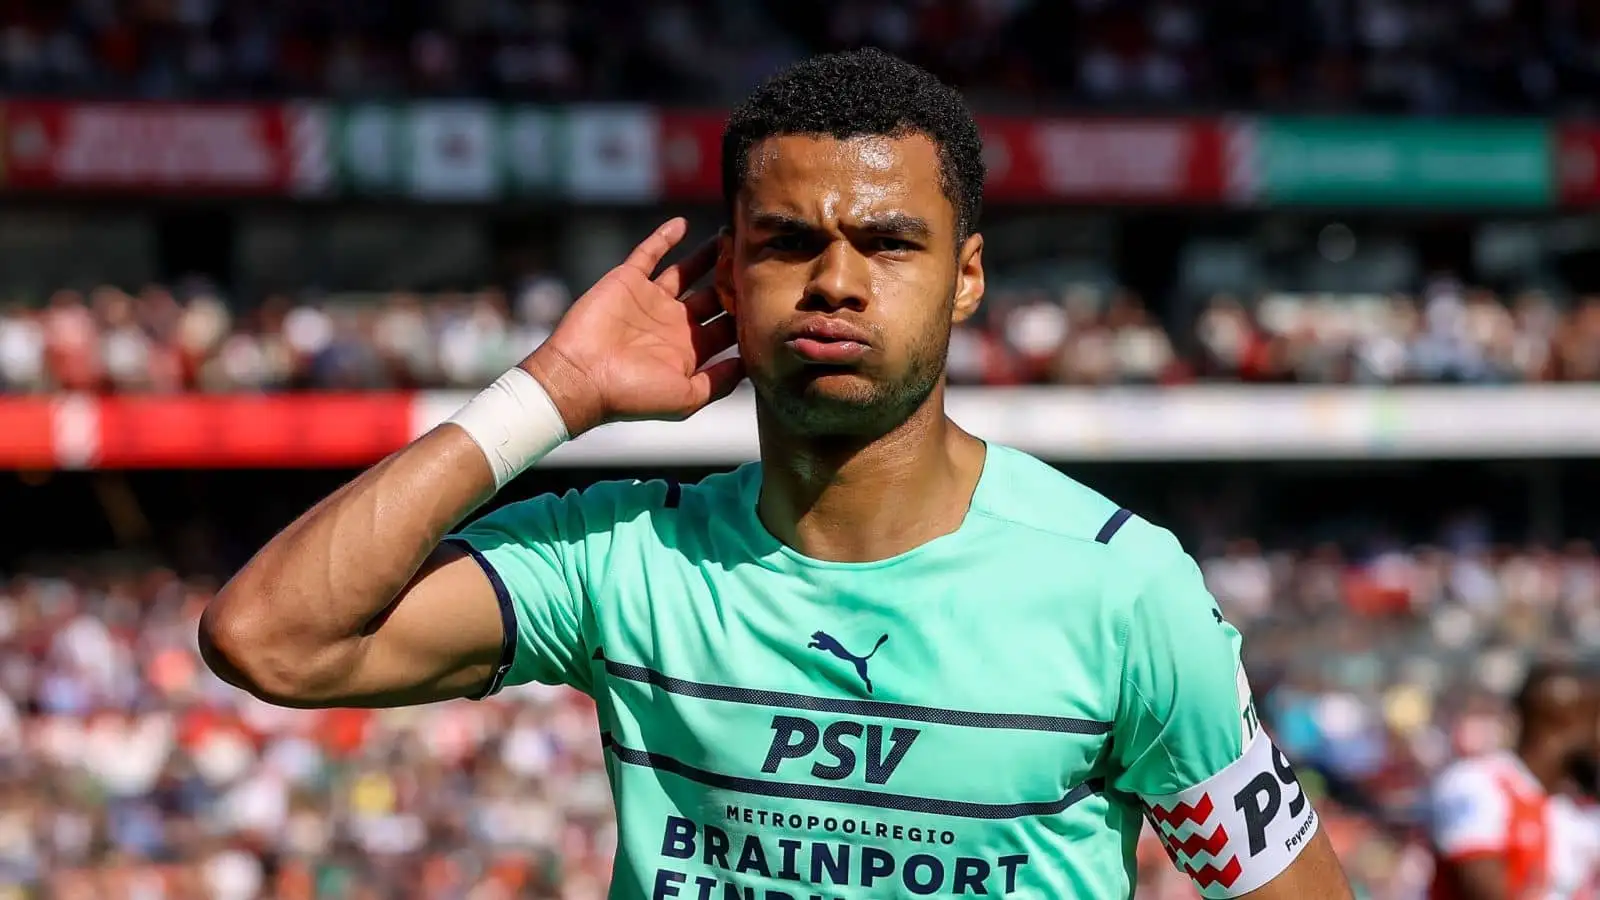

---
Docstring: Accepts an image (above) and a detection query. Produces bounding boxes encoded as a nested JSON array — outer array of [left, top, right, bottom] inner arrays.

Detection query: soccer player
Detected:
[[200, 49, 1352, 899], [1427, 661, 1600, 899]]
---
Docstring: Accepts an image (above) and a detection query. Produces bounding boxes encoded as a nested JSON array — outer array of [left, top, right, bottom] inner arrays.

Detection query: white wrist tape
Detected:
[[446, 367, 569, 489]]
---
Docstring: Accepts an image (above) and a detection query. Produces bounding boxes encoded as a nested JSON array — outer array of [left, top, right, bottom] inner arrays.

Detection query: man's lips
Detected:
[[783, 318, 874, 364]]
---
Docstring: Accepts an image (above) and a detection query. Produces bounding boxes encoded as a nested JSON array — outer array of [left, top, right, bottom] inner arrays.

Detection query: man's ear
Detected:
[[952, 232, 985, 324], [715, 225, 736, 318]]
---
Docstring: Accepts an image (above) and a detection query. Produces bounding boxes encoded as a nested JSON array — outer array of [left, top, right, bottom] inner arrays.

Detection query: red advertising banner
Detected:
[[89, 394, 413, 468], [1556, 124, 1600, 205], [655, 112, 1227, 204], [0, 398, 60, 468], [0, 395, 413, 468], [0, 101, 328, 194], [2, 386, 1598, 469], [980, 117, 1227, 203], [659, 111, 726, 201]]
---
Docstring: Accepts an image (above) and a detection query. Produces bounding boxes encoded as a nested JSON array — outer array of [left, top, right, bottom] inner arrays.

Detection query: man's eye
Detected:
[[766, 234, 809, 253], [874, 237, 915, 254]]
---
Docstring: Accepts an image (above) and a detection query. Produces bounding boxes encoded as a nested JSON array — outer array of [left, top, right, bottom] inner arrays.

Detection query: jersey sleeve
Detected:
[[1428, 763, 1507, 859], [1111, 553, 1320, 898], [446, 482, 637, 697]]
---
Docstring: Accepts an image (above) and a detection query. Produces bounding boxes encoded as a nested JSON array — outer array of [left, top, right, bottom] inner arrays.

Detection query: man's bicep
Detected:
[[1137, 729, 1332, 898], [348, 491, 594, 706], [336, 544, 512, 706], [1236, 830, 1353, 899], [1112, 555, 1255, 795], [1114, 554, 1331, 897], [443, 492, 594, 694]]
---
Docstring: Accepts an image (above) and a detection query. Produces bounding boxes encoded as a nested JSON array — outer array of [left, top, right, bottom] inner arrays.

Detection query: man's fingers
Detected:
[[690, 313, 738, 364], [622, 218, 689, 276], [688, 356, 747, 410], [655, 234, 721, 297]]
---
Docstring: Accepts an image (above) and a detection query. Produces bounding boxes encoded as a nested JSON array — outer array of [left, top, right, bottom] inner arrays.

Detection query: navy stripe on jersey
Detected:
[[600, 732, 1103, 819], [594, 650, 1110, 735], [445, 538, 517, 700], [1094, 508, 1134, 544]]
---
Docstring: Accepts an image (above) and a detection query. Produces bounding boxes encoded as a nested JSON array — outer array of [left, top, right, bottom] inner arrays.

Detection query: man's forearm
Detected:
[[199, 425, 496, 698]]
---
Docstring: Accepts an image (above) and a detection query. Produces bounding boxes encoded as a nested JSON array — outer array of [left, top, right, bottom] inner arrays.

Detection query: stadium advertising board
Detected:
[[0, 103, 1226, 204], [1556, 124, 1600, 205], [0, 101, 331, 195], [655, 113, 1230, 204], [979, 118, 1228, 204], [336, 104, 658, 202], [338, 103, 508, 201], [0, 398, 58, 468], [3, 394, 415, 469], [3, 388, 1598, 469], [0, 103, 1578, 209], [1246, 118, 1553, 208], [659, 111, 726, 200]]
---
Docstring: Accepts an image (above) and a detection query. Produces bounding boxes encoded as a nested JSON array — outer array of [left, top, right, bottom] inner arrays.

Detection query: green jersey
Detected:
[[447, 443, 1319, 899]]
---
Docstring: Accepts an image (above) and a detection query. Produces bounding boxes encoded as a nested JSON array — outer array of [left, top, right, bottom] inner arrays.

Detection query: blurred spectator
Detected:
[[0, 567, 609, 899], [1189, 286, 1600, 385], [7, 277, 1600, 393]]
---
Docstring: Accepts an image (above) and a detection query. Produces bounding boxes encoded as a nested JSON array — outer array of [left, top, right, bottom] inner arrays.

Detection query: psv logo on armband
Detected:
[[1142, 732, 1318, 899]]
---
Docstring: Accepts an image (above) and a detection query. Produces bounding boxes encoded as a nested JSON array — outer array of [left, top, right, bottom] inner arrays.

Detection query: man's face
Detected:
[[718, 133, 984, 438]]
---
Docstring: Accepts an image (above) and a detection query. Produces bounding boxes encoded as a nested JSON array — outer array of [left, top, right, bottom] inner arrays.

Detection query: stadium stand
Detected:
[[1, 2, 1599, 899], [2, 279, 1599, 393], [5, 0, 1600, 113]]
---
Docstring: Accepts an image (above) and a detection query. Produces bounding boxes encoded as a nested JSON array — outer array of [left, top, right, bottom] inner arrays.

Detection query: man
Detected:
[[200, 49, 1351, 898], [1428, 661, 1600, 899]]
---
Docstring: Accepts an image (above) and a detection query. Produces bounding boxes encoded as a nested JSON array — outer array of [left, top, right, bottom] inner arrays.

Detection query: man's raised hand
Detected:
[[521, 218, 745, 437]]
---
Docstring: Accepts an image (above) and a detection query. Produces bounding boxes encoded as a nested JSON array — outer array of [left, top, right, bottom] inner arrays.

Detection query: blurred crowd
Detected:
[[4, 0, 1600, 113], [1188, 282, 1600, 385], [3, 278, 1600, 393], [0, 566, 615, 900], [2, 524, 1597, 898]]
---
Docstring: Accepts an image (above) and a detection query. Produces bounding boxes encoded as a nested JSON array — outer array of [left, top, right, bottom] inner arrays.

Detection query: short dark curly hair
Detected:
[[721, 48, 985, 241]]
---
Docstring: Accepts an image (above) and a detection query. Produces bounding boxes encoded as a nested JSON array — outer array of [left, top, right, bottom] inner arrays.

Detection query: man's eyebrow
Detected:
[[746, 210, 933, 239], [856, 212, 932, 239], [747, 211, 813, 233]]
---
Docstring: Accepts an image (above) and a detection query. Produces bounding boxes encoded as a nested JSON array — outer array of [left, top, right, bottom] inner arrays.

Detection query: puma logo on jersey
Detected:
[[808, 631, 888, 693]]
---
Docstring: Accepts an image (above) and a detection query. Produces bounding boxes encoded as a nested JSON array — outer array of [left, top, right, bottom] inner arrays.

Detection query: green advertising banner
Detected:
[[1254, 118, 1553, 208], [337, 104, 566, 200]]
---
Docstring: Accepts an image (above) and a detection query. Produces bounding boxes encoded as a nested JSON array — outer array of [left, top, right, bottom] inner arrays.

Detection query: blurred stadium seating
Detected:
[[7, 0, 1600, 114], [2, 279, 1600, 393], [2, 2, 1600, 899]]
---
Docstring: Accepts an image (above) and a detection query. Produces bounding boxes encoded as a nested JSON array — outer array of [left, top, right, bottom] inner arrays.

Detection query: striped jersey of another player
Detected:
[[1428, 752, 1600, 899]]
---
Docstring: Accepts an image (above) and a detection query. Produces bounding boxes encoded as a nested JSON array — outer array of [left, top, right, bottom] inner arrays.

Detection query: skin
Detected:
[[198, 220, 743, 708], [1435, 672, 1599, 900], [715, 133, 988, 562], [198, 130, 1350, 896]]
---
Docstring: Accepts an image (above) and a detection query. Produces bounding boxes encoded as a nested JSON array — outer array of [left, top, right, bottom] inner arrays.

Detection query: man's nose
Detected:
[[803, 241, 870, 311]]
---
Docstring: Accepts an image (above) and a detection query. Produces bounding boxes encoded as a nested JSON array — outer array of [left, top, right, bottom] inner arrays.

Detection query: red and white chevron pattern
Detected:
[[1145, 794, 1245, 894]]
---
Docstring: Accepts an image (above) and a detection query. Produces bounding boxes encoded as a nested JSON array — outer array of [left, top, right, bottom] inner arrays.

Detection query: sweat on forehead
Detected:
[[737, 134, 949, 226], [747, 132, 915, 175]]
